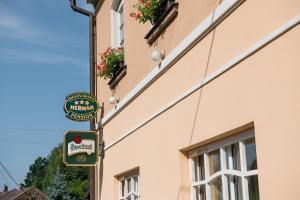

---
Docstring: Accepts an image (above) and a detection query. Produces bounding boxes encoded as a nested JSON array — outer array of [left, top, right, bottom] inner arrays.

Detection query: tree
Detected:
[[42, 145, 64, 191], [24, 156, 48, 190], [47, 167, 73, 200], [24, 144, 89, 200]]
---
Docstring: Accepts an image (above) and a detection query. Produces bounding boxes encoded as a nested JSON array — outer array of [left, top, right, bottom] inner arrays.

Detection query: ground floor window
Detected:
[[119, 170, 140, 200], [189, 128, 259, 200]]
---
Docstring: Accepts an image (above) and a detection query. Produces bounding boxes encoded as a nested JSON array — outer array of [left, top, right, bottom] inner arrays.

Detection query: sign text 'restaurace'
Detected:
[[64, 92, 99, 121]]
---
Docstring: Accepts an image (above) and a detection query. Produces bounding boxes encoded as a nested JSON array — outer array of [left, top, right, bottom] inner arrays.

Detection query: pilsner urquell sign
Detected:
[[64, 92, 99, 121], [63, 130, 98, 166]]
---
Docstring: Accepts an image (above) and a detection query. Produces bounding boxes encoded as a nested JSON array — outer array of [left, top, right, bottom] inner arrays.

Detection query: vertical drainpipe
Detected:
[[69, 1, 96, 200]]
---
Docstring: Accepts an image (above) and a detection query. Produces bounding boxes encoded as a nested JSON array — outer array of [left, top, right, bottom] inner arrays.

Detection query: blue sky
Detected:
[[0, 0, 93, 189]]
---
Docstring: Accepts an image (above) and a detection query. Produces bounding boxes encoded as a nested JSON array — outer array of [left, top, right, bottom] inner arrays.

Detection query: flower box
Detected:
[[97, 47, 127, 89], [145, 0, 178, 44], [108, 61, 127, 89], [130, 0, 179, 45]]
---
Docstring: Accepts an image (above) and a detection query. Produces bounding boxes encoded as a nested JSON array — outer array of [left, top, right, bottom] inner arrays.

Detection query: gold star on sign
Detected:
[[80, 100, 84, 104]]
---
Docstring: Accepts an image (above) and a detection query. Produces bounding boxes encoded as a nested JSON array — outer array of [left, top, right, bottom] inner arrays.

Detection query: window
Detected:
[[111, 0, 124, 48], [109, 0, 127, 88], [189, 129, 259, 200], [119, 171, 140, 200]]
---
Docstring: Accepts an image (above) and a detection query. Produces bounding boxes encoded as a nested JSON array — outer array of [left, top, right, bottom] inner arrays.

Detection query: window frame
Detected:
[[189, 129, 259, 200], [118, 170, 140, 200], [111, 0, 124, 48]]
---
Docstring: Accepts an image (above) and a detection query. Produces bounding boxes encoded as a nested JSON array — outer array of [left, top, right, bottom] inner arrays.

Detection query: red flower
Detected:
[[117, 47, 123, 52], [135, 12, 141, 19], [96, 64, 101, 70], [96, 47, 124, 79], [99, 65, 107, 73]]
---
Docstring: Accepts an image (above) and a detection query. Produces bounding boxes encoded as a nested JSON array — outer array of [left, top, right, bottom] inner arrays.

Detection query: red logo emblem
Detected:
[[73, 136, 82, 144]]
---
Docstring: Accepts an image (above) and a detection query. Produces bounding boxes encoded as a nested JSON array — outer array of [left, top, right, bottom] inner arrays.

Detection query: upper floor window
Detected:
[[111, 0, 124, 48], [189, 129, 259, 200], [119, 170, 140, 200]]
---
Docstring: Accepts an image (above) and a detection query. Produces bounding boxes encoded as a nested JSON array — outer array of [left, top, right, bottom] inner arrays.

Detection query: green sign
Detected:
[[64, 92, 99, 121], [63, 130, 98, 166]]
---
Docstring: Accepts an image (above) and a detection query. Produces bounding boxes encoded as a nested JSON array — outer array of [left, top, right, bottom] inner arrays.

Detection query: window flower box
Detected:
[[97, 47, 127, 89], [130, 0, 179, 44], [107, 61, 127, 89]]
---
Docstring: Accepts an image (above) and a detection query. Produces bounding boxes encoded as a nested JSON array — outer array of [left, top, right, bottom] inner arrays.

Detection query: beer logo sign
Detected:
[[68, 136, 95, 156], [63, 131, 98, 166], [64, 92, 99, 121]]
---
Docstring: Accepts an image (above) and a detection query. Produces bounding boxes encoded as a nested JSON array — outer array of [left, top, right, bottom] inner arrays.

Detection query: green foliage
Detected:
[[130, 0, 160, 24], [97, 47, 124, 79], [42, 145, 64, 191], [24, 144, 89, 200], [24, 157, 48, 190], [47, 168, 73, 200]]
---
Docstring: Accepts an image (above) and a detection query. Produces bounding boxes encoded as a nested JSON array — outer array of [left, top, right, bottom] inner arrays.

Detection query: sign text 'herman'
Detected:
[[64, 92, 99, 121]]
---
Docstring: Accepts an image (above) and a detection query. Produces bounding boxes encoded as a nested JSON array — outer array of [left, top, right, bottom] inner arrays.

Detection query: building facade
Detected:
[[91, 0, 300, 199]]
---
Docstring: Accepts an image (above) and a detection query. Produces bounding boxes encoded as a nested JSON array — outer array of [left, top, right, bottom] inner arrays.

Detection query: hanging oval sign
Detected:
[[64, 92, 99, 121]]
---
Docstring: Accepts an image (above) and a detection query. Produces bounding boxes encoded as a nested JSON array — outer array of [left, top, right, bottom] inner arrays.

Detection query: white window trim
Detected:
[[111, 0, 124, 48], [189, 129, 258, 200], [119, 171, 140, 200]]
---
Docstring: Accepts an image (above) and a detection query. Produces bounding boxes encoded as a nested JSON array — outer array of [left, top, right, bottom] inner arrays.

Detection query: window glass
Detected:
[[121, 180, 125, 196], [196, 185, 206, 200], [210, 177, 222, 200], [226, 143, 241, 171], [189, 131, 259, 200], [194, 155, 205, 181], [247, 175, 260, 200], [209, 150, 221, 175], [245, 138, 257, 170], [228, 175, 243, 200], [127, 178, 131, 193], [118, 4, 124, 47], [119, 5, 124, 25], [119, 171, 140, 200], [133, 176, 138, 192]]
